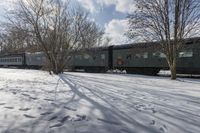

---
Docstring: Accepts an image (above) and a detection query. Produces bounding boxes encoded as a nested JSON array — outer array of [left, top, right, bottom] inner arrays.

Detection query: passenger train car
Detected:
[[0, 37, 200, 75], [0, 52, 45, 69], [70, 37, 200, 75]]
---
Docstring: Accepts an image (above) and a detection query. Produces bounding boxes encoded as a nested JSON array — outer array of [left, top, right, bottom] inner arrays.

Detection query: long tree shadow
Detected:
[[59, 73, 200, 133], [59, 74, 166, 133]]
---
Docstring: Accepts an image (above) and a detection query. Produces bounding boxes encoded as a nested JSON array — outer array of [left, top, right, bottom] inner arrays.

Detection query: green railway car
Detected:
[[71, 47, 109, 72], [70, 37, 200, 75]]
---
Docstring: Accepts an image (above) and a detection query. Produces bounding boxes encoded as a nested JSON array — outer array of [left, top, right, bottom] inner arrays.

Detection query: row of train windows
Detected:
[[125, 51, 193, 59], [75, 54, 106, 60], [0, 58, 22, 62], [74, 51, 193, 60]]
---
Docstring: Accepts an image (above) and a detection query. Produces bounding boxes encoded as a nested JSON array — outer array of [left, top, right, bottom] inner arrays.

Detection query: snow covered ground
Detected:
[[0, 68, 200, 133]]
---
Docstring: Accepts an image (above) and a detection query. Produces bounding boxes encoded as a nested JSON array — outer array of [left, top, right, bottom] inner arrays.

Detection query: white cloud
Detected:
[[77, 0, 97, 13], [98, 0, 135, 13], [0, 0, 16, 12], [77, 0, 135, 14], [104, 19, 130, 45], [115, 0, 135, 13]]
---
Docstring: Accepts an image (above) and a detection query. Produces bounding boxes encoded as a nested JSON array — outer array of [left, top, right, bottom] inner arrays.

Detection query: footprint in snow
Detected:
[[120, 129, 132, 133], [152, 109, 157, 114], [48, 116, 58, 121], [135, 104, 146, 111], [49, 123, 63, 128], [72, 115, 88, 122], [4, 107, 14, 109], [19, 108, 31, 111], [24, 114, 36, 118], [22, 93, 30, 97], [64, 106, 77, 111], [59, 115, 71, 123], [0, 103, 6, 106], [44, 98, 54, 102], [51, 103, 60, 107], [40, 112, 53, 116], [150, 120, 155, 125], [18, 129, 27, 133], [12, 92, 17, 95], [159, 125, 167, 132], [97, 118, 120, 125], [160, 127, 165, 132], [30, 97, 38, 100]]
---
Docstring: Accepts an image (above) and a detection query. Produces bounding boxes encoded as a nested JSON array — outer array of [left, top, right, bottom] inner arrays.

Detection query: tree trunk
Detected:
[[170, 58, 177, 80], [167, 55, 177, 80], [170, 65, 176, 80], [52, 61, 64, 74]]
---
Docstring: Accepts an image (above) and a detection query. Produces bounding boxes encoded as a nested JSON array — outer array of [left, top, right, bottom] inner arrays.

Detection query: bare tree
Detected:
[[0, 24, 37, 54], [4, 0, 103, 74], [73, 11, 104, 49], [127, 0, 200, 79], [101, 36, 112, 47]]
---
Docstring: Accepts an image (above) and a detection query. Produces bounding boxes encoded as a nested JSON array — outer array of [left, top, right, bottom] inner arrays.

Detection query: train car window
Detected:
[[159, 53, 166, 58], [179, 51, 193, 57], [37, 57, 41, 60], [101, 54, 105, 60], [142, 52, 148, 59], [134, 53, 148, 59], [126, 54, 132, 59], [153, 52, 166, 58], [84, 54, 90, 59], [186, 41, 193, 45], [93, 56, 96, 60], [135, 54, 141, 59], [75, 55, 82, 60]]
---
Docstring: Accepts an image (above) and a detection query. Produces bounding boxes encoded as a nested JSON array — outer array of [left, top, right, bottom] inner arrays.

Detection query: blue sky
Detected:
[[0, 0, 135, 45]]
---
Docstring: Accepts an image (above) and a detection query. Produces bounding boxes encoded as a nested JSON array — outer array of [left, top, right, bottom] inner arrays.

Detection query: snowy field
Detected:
[[0, 68, 200, 133]]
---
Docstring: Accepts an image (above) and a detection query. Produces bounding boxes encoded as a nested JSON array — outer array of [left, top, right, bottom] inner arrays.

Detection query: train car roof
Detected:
[[0, 53, 25, 58], [112, 42, 157, 50], [73, 46, 108, 53], [0, 52, 45, 58], [112, 37, 200, 50]]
